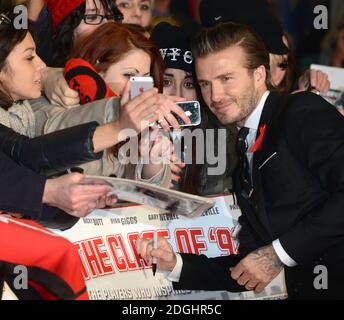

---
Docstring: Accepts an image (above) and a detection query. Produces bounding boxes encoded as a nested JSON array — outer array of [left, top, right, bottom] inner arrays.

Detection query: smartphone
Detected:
[[130, 76, 154, 99], [172, 101, 201, 127]]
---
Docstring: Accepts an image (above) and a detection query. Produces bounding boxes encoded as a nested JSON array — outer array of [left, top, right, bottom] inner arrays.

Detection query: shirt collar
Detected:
[[244, 91, 270, 131]]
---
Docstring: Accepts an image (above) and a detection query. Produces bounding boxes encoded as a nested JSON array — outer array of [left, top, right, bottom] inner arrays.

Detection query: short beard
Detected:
[[232, 82, 259, 126]]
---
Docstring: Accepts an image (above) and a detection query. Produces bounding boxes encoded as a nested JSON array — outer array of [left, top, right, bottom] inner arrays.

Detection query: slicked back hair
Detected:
[[191, 22, 274, 90]]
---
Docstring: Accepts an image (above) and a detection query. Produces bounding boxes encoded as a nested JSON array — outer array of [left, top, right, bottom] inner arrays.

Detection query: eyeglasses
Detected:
[[83, 14, 116, 25], [278, 61, 289, 70]]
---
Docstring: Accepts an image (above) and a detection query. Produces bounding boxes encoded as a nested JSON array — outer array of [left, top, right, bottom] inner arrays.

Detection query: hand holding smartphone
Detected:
[[129, 77, 201, 128]]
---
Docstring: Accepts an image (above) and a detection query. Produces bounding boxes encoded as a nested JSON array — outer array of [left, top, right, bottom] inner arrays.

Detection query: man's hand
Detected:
[[135, 236, 177, 272], [43, 173, 117, 217], [230, 245, 284, 293]]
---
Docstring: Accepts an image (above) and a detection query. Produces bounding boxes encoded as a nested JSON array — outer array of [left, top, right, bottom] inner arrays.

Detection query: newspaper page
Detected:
[[84, 175, 215, 217]]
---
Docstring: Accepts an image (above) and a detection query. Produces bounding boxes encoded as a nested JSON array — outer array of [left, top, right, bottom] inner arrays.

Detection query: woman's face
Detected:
[[0, 33, 46, 101], [116, 0, 153, 28], [270, 54, 288, 87], [99, 49, 151, 96], [163, 68, 197, 101], [270, 35, 290, 87], [74, 0, 112, 41]]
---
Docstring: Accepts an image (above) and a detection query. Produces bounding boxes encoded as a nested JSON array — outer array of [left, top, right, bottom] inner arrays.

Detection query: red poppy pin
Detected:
[[250, 124, 267, 153]]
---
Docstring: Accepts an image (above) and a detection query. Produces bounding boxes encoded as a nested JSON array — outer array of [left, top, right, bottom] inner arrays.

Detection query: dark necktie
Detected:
[[236, 127, 252, 199]]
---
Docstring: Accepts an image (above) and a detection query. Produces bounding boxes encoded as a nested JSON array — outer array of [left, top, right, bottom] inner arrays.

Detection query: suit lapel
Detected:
[[251, 92, 284, 241], [252, 92, 282, 173]]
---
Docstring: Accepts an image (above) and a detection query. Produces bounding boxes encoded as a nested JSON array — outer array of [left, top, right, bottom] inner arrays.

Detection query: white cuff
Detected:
[[167, 253, 183, 282], [272, 239, 297, 267]]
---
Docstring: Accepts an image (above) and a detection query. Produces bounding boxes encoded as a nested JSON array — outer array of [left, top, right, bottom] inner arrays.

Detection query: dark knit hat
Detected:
[[150, 22, 201, 74], [199, 0, 289, 55]]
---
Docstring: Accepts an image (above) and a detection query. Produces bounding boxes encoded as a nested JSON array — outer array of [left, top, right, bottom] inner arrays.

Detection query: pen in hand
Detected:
[[152, 230, 158, 276]]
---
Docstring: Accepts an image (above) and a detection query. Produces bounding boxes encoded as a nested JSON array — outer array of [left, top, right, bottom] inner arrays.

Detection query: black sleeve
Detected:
[[279, 93, 344, 265], [172, 210, 264, 292], [0, 151, 46, 219], [30, 5, 54, 66], [0, 122, 103, 175], [37, 205, 79, 230], [172, 253, 247, 292]]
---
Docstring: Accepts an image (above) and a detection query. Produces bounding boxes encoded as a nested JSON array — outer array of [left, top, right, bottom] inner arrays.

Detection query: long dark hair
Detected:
[[276, 34, 296, 94], [177, 87, 236, 196], [51, 0, 113, 67], [0, 11, 28, 109]]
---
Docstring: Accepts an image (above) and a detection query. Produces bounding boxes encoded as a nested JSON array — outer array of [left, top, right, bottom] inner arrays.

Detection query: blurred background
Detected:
[[1, 0, 344, 78]]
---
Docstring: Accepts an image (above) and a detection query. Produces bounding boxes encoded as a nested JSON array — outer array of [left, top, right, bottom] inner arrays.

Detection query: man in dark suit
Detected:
[[136, 22, 344, 299]]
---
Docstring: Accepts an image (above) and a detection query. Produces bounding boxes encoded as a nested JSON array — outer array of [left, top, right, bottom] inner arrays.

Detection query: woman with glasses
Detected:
[[28, 0, 123, 68], [25, 0, 125, 107]]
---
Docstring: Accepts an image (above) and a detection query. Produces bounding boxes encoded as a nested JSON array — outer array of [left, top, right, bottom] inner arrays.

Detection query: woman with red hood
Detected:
[[29, 0, 123, 67]]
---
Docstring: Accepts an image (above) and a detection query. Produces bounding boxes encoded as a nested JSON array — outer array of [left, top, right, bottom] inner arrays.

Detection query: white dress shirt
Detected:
[[168, 91, 296, 283]]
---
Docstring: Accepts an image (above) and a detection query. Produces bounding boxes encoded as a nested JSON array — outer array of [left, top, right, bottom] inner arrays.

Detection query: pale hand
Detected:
[[297, 69, 330, 94], [41, 67, 80, 108], [43, 173, 117, 217], [135, 236, 177, 272], [140, 129, 174, 165]]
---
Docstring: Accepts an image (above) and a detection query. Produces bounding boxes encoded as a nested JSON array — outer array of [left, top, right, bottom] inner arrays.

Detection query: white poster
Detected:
[[56, 195, 287, 300]]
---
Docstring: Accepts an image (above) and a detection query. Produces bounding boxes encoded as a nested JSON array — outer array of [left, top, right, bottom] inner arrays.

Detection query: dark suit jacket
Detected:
[[174, 92, 344, 299]]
